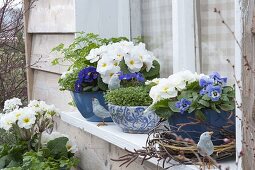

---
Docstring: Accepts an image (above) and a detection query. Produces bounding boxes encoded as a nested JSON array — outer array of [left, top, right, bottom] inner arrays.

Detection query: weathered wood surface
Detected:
[[30, 34, 74, 74], [28, 0, 75, 33], [32, 70, 75, 111], [239, 0, 255, 169], [23, 0, 33, 100]]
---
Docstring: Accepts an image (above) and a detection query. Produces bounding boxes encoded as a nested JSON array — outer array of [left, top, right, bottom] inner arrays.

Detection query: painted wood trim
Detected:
[[23, 0, 34, 100], [172, 0, 196, 73]]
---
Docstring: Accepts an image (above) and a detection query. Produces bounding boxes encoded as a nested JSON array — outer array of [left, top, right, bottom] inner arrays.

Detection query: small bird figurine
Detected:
[[108, 73, 121, 91], [92, 98, 111, 126], [197, 131, 215, 169]]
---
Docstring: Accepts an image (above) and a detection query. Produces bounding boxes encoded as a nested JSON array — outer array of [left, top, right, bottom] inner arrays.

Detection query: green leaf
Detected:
[[201, 95, 210, 101], [192, 92, 199, 101], [177, 90, 193, 100], [119, 60, 130, 74], [0, 155, 10, 168], [186, 81, 200, 90], [211, 103, 221, 113], [168, 101, 180, 112], [97, 77, 108, 91], [219, 103, 235, 111], [47, 137, 69, 159], [155, 108, 174, 119], [223, 86, 234, 93], [142, 60, 160, 79], [188, 106, 195, 113], [195, 110, 206, 121], [198, 100, 210, 107], [152, 99, 169, 110], [221, 94, 229, 102]]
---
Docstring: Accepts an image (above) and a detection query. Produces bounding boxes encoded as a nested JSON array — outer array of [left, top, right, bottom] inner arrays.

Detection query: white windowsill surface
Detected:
[[60, 111, 236, 170]]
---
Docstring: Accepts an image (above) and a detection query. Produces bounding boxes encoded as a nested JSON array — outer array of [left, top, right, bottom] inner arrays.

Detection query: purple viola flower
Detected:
[[78, 66, 99, 83], [135, 72, 145, 82], [119, 72, 145, 82], [175, 98, 192, 114], [199, 76, 214, 95], [209, 72, 227, 86], [74, 80, 83, 92], [207, 85, 222, 101]]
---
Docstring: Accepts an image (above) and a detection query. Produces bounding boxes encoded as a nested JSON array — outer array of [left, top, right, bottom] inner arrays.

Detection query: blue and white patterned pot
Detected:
[[108, 104, 160, 134]]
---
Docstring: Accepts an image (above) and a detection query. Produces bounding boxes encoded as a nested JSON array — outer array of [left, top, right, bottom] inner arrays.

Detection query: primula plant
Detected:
[[52, 33, 160, 92], [0, 98, 79, 169], [147, 71, 235, 119]]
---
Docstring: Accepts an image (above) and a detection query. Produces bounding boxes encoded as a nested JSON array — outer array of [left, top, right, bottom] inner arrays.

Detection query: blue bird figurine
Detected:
[[92, 98, 111, 127], [108, 73, 121, 91], [197, 131, 215, 169]]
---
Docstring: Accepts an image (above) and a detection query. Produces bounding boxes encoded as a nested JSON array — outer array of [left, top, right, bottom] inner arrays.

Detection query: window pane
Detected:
[[200, 0, 235, 83], [131, 0, 173, 77]]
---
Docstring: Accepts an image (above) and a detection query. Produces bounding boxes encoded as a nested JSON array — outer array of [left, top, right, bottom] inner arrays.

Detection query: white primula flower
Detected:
[[60, 69, 73, 79], [9, 109, 23, 121], [97, 56, 115, 75], [116, 41, 134, 53], [145, 78, 162, 85], [45, 104, 58, 118], [66, 140, 78, 153], [0, 113, 16, 130], [100, 66, 120, 84], [124, 54, 143, 73], [3, 98, 22, 113], [178, 70, 197, 84], [156, 79, 178, 99], [41, 131, 65, 145], [168, 74, 186, 91], [86, 46, 108, 63], [17, 108, 36, 129], [149, 85, 163, 103]]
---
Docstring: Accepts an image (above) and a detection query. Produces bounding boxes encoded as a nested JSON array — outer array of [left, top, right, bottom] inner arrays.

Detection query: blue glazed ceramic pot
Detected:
[[108, 104, 160, 134], [168, 109, 235, 145], [71, 91, 112, 122]]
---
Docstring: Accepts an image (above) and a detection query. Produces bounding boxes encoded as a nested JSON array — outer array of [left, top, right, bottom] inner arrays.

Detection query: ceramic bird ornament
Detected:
[[108, 73, 121, 91], [197, 131, 215, 169], [92, 98, 111, 126]]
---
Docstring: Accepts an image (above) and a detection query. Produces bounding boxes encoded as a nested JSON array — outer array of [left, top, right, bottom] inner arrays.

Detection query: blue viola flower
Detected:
[[175, 98, 192, 114], [119, 72, 145, 82], [135, 72, 145, 82], [78, 66, 99, 83], [199, 76, 213, 95], [209, 72, 227, 86], [207, 85, 222, 101]]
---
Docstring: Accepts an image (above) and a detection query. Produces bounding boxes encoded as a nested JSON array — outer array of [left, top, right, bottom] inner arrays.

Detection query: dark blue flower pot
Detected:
[[168, 109, 235, 145], [71, 91, 112, 122]]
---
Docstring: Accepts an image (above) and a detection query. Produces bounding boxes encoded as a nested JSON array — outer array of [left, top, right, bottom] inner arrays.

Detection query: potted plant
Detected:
[[52, 33, 160, 122], [105, 86, 160, 134], [147, 71, 235, 144], [0, 98, 79, 169]]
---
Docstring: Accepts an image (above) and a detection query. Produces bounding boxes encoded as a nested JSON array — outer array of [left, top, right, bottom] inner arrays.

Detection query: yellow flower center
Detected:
[[23, 118, 30, 123], [117, 54, 122, 59], [102, 63, 107, 67], [110, 73, 114, 77], [15, 113, 21, 118], [66, 144, 72, 150], [163, 87, 169, 92], [129, 60, 135, 65], [139, 55, 143, 60]]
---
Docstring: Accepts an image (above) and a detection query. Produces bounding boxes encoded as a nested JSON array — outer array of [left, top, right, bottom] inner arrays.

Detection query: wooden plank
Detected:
[[23, 0, 33, 100], [32, 70, 75, 111], [75, 0, 130, 38], [30, 34, 74, 74], [172, 0, 196, 73], [235, 0, 255, 169], [28, 0, 75, 33]]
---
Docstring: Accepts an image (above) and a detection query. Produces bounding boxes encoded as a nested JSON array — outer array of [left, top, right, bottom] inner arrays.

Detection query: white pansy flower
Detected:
[[124, 53, 143, 73], [3, 97, 22, 113], [17, 108, 36, 129], [100, 66, 120, 84], [96, 56, 115, 75]]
